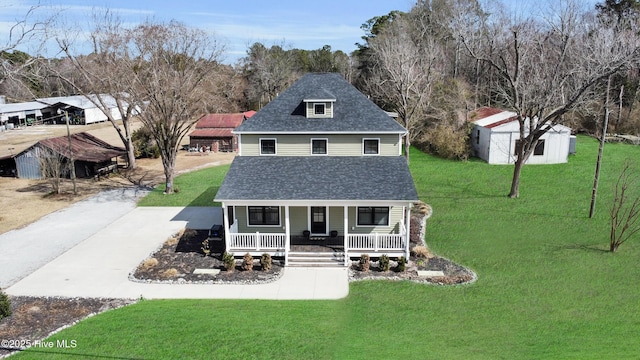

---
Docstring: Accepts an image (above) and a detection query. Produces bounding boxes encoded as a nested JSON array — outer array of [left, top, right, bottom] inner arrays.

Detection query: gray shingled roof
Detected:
[[215, 156, 418, 202], [234, 73, 406, 134]]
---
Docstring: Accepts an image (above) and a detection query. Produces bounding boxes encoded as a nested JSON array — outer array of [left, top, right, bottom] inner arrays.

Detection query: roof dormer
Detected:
[[303, 88, 336, 118]]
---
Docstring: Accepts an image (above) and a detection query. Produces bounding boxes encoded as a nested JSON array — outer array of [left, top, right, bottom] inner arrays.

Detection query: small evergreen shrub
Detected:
[[222, 252, 235, 271], [0, 289, 11, 320], [260, 253, 272, 271], [201, 239, 211, 257], [359, 254, 370, 272], [242, 253, 254, 271], [396, 256, 407, 272], [378, 254, 390, 272]]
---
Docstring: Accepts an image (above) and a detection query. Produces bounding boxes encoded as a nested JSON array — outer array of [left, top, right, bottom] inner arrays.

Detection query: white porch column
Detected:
[[285, 206, 290, 266], [343, 206, 349, 266], [222, 202, 231, 252], [405, 205, 411, 259]]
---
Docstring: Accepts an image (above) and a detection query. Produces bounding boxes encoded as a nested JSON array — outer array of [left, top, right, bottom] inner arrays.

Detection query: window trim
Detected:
[[362, 138, 380, 155], [310, 138, 328, 155], [246, 206, 281, 227], [356, 206, 390, 227], [259, 138, 277, 156]]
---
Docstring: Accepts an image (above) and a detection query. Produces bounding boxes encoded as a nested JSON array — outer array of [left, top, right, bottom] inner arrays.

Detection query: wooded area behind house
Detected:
[[2, 0, 640, 195]]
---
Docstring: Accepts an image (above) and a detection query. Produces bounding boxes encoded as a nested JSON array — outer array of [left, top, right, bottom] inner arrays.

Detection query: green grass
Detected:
[[137, 164, 229, 207], [13, 135, 640, 359]]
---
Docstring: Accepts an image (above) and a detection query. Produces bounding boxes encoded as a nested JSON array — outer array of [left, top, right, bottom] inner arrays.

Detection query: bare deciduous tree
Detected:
[[0, 4, 50, 86], [461, 0, 640, 198], [37, 145, 69, 195], [243, 42, 298, 109], [122, 20, 225, 194], [609, 161, 640, 252], [53, 11, 138, 169], [0, 3, 55, 100], [366, 14, 445, 163]]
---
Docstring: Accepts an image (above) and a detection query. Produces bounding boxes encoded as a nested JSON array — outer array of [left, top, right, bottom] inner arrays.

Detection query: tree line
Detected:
[[1, 0, 640, 198]]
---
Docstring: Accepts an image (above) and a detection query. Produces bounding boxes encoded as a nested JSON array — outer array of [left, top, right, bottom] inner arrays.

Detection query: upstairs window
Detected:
[[260, 138, 276, 155], [311, 139, 328, 155], [314, 103, 326, 115], [363, 138, 380, 155]]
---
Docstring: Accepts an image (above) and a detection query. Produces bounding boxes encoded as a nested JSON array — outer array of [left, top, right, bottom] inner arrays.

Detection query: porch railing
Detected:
[[347, 233, 405, 251], [228, 232, 286, 251]]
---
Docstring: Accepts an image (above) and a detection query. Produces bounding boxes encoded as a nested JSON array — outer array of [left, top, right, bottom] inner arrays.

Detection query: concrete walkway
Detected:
[[5, 205, 349, 300]]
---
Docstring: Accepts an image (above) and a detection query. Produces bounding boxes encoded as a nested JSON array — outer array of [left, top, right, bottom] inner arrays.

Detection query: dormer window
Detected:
[[314, 103, 326, 115], [304, 89, 336, 118], [305, 100, 334, 118]]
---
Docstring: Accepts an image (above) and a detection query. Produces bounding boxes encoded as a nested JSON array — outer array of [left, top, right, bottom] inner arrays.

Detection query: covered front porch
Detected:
[[220, 203, 411, 266]]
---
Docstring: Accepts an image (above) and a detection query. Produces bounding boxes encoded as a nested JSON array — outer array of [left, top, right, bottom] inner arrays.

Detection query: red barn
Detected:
[[188, 111, 255, 153]]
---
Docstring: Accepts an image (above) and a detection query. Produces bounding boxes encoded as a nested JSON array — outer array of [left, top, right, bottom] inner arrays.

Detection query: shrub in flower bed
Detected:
[[412, 245, 433, 259], [359, 254, 370, 272], [378, 254, 390, 272], [0, 289, 10, 320], [242, 253, 254, 271], [396, 256, 407, 272], [260, 253, 272, 271], [201, 239, 211, 257], [222, 252, 236, 272]]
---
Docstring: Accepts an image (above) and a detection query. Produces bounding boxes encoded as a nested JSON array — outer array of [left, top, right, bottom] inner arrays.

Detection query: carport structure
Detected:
[[13, 132, 127, 179]]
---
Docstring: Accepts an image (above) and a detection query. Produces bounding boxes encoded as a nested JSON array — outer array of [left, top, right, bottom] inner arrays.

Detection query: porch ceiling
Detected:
[[215, 156, 418, 203]]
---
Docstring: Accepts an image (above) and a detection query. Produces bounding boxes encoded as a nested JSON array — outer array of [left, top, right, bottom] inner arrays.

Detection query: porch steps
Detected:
[[287, 251, 345, 267]]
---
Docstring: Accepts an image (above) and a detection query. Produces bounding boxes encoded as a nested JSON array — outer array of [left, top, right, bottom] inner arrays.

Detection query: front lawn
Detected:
[[12, 135, 640, 359]]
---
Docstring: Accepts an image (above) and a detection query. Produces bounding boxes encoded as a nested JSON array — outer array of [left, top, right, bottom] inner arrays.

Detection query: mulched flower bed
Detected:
[[131, 229, 283, 284], [0, 296, 134, 357], [348, 255, 476, 285]]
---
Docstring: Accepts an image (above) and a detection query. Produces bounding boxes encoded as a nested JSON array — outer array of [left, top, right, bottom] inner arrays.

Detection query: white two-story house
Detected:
[[215, 73, 419, 266]]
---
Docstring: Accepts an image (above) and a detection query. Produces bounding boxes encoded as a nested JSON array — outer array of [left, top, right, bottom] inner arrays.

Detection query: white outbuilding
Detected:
[[36, 94, 125, 125], [469, 107, 574, 165], [0, 101, 49, 127]]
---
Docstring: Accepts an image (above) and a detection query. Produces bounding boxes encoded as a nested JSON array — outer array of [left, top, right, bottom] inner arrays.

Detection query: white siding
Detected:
[[476, 126, 571, 165]]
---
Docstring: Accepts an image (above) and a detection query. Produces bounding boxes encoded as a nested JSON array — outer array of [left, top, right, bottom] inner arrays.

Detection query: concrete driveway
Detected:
[[3, 191, 349, 300], [0, 188, 149, 288]]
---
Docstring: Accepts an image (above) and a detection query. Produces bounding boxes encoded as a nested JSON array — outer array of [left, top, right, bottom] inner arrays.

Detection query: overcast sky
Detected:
[[0, 0, 414, 64]]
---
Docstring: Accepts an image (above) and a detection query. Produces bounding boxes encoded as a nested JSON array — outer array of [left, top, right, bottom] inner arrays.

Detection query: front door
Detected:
[[310, 207, 327, 234]]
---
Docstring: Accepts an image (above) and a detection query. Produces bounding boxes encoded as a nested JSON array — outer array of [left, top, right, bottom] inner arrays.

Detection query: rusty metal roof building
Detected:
[[37, 132, 126, 162], [13, 132, 126, 179]]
